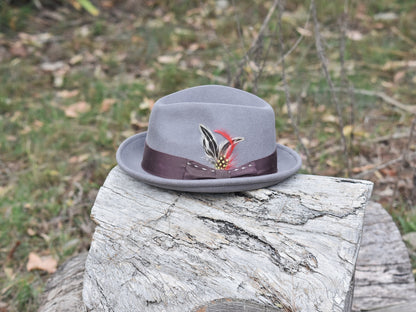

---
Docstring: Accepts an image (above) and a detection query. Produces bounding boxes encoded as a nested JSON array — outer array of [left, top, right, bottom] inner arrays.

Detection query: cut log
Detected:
[[38, 252, 88, 312], [352, 202, 416, 311], [82, 166, 373, 312], [37, 168, 415, 311]]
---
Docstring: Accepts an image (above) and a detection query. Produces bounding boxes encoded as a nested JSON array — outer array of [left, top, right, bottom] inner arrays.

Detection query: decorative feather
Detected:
[[199, 124, 218, 161], [219, 137, 244, 159], [199, 125, 245, 170], [215, 129, 244, 159]]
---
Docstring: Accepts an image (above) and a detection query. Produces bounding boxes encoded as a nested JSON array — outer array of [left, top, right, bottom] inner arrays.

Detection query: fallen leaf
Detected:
[[346, 30, 363, 41], [322, 114, 338, 123], [64, 101, 91, 118], [352, 164, 374, 173], [10, 41, 27, 57], [380, 168, 397, 177], [187, 43, 200, 52], [393, 70, 406, 83], [3, 267, 14, 280], [138, 97, 155, 110], [26, 252, 57, 274], [0, 186, 12, 198], [69, 54, 83, 65], [40, 61, 66, 72], [343, 125, 353, 137], [0, 301, 8, 312], [382, 60, 416, 71], [33, 120, 44, 130], [19, 125, 31, 135], [102, 0, 114, 8], [157, 54, 181, 64], [296, 27, 312, 37], [53, 68, 69, 88], [100, 98, 116, 113], [57, 90, 79, 98], [374, 12, 398, 21], [69, 153, 90, 164]]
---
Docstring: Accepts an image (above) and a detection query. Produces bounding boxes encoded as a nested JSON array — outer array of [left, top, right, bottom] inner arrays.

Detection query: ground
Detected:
[[0, 0, 415, 311]]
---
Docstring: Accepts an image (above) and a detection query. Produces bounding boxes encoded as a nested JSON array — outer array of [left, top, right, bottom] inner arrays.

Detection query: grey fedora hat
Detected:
[[116, 85, 301, 193]]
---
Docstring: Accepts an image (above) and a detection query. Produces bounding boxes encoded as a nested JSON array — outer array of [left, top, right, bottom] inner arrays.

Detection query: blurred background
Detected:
[[0, 0, 415, 310]]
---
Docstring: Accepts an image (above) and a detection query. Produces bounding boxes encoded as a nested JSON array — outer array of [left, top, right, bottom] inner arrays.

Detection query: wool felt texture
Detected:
[[116, 85, 302, 193]]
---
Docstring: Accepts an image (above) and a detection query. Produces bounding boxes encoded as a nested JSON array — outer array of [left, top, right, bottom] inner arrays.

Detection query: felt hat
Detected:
[[116, 85, 301, 193]]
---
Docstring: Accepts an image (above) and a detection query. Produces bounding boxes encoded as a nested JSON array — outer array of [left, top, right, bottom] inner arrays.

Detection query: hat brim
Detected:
[[116, 133, 302, 193]]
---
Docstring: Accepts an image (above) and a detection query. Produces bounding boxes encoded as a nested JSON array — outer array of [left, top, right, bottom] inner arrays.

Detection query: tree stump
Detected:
[[352, 202, 416, 311], [81, 166, 373, 312]]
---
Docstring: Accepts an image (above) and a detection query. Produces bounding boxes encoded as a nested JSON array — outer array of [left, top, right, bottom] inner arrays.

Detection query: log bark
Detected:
[[82, 166, 373, 312], [38, 252, 88, 312], [352, 202, 416, 311]]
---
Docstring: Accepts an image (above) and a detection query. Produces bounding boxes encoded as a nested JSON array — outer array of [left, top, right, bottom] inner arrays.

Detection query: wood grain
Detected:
[[81, 166, 372, 312], [352, 202, 416, 311]]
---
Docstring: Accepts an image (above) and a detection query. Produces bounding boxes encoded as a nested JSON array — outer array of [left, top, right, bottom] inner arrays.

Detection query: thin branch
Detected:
[[404, 117, 416, 163], [353, 152, 416, 179], [390, 117, 416, 207], [339, 0, 355, 170], [311, 0, 350, 175], [277, 0, 313, 172], [231, 0, 247, 53], [232, 0, 279, 87], [275, 2, 312, 67], [356, 89, 416, 114], [332, 88, 416, 114]]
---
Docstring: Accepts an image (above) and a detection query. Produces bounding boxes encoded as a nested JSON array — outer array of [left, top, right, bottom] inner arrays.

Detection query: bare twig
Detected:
[[311, 0, 350, 175], [391, 26, 416, 47], [232, 0, 279, 88], [275, 2, 312, 67], [353, 152, 416, 179], [231, 0, 247, 52], [339, 0, 355, 172], [277, 0, 313, 172], [404, 117, 416, 164], [332, 88, 416, 114], [368, 131, 411, 143], [390, 117, 416, 207]]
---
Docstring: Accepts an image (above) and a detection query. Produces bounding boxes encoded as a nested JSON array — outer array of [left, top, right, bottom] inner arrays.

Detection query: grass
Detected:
[[0, 0, 416, 310]]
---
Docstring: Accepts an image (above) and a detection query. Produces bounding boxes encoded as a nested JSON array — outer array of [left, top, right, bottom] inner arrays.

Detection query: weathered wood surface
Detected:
[[369, 299, 416, 312], [352, 202, 416, 311], [37, 186, 416, 311], [82, 166, 373, 312], [38, 252, 87, 312]]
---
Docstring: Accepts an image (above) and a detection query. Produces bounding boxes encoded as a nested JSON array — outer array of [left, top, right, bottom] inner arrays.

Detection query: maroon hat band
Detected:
[[141, 143, 277, 180]]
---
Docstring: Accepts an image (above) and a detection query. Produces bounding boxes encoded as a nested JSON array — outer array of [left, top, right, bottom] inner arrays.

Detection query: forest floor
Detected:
[[0, 0, 416, 311]]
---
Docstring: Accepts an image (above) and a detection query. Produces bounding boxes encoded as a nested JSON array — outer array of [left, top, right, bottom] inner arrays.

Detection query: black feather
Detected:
[[219, 137, 244, 156], [199, 124, 219, 160]]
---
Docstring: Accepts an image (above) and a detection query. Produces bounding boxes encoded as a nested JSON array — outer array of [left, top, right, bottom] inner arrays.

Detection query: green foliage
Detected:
[[0, 1, 33, 33], [397, 212, 416, 234], [75, 0, 99, 16]]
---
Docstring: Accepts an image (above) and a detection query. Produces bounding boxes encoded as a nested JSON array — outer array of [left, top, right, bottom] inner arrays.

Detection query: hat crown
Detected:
[[145, 85, 276, 168]]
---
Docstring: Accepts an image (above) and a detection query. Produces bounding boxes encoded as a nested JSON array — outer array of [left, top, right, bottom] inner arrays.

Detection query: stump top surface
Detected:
[[83, 166, 373, 312]]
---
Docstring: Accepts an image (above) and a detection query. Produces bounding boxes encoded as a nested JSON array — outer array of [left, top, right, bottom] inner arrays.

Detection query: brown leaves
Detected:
[[26, 252, 57, 274], [57, 89, 79, 98], [10, 42, 27, 58], [100, 98, 117, 113], [157, 54, 182, 64], [64, 101, 91, 118]]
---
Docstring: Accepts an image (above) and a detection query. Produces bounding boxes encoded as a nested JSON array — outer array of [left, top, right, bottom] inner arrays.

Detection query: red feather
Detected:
[[215, 129, 236, 159]]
